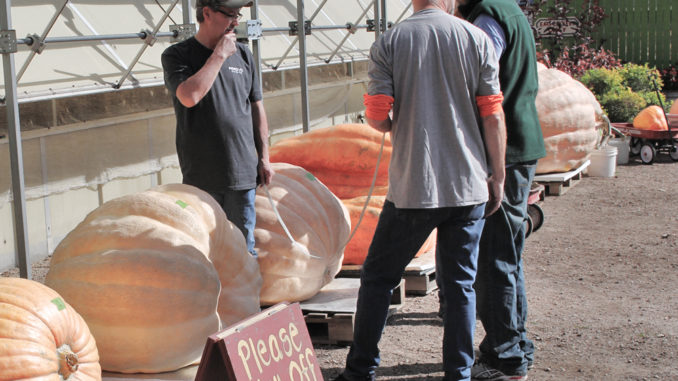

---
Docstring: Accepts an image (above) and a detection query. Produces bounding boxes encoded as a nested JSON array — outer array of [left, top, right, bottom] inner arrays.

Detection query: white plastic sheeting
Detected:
[[4, 0, 412, 101]]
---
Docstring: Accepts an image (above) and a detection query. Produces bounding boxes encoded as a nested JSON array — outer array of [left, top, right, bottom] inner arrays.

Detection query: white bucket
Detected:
[[608, 136, 630, 165], [588, 145, 618, 177]]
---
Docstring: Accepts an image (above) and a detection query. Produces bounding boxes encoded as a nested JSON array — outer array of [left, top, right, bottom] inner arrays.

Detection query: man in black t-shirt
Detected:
[[161, 0, 273, 256]]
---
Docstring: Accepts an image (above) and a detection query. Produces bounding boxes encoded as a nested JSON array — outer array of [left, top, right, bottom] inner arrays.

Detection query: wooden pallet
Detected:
[[338, 251, 439, 296], [304, 312, 355, 346], [403, 250, 437, 295], [336, 265, 362, 278], [299, 277, 405, 345], [534, 160, 590, 196]]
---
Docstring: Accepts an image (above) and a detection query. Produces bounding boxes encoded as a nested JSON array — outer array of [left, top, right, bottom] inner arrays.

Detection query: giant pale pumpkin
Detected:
[[0, 277, 101, 380], [255, 163, 351, 305], [341, 195, 437, 265], [633, 105, 668, 131], [269, 124, 391, 199], [536, 63, 604, 174], [45, 184, 262, 373]]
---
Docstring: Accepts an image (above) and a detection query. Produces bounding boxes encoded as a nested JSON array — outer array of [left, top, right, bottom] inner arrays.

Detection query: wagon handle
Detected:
[[650, 75, 676, 153]]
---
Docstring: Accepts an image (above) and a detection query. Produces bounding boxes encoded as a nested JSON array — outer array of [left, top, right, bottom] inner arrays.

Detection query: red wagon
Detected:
[[524, 183, 544, 239], [611, 114, 678, 164]]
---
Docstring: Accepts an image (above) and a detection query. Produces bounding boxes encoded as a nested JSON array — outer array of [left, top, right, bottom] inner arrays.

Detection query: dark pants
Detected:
[[208, 188, 257, 256], [342, 200, 486, 381], [475, 161, 537, 376]]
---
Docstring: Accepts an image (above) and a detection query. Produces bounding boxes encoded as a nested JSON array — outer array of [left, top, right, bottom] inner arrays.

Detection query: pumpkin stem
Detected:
[[57, 345, 79, 379]]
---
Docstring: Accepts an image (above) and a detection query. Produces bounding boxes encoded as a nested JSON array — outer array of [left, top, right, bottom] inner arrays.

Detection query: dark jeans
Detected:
[[342, 200, 486, 381], [208, 188, 257, 256], [475, 161, 537, 376]]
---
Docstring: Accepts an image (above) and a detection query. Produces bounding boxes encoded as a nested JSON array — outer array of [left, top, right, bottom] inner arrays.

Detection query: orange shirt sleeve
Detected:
[[363, 94, 395, 121], [476, 93, 504, 117]]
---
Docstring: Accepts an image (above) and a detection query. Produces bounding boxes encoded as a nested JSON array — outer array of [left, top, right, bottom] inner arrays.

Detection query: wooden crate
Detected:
[[336, 265, 362, 278], [304, 312, 355, 346], [299, 278, 405, 345], [338, 251, 439, 296], [403, 250, 438, 296], [534, 160, 590, 196]]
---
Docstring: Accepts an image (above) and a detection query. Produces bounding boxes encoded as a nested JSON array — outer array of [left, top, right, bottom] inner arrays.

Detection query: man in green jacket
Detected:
[[457, 0, 546, 380]]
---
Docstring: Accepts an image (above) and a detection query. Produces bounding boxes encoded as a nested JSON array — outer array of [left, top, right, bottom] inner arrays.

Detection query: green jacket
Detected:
[[461, 0, 546, 163]]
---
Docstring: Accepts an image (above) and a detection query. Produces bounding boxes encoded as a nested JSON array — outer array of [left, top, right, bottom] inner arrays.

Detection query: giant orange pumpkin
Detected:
[[341, 195, 437, 265], [269, 124, 436, 265], [0, 277, 101, 380], [255, 163, 351, 305], [633, 105, 668, 131], [45, 184, 261, 373], [535, 63, 604, 174], [269, 124, 391, 199]]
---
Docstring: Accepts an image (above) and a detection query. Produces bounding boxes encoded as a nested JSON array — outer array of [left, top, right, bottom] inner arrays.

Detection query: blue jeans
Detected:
[[475, 161, 537, 376], [208, 188, 257, 256], [342, 200, 486, 381]]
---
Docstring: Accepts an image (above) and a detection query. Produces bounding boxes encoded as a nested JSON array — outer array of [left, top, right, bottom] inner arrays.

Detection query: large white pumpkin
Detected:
[[45, 184, 261, 373], [536, 63, 605, 174], [255, 163, 351, 305]]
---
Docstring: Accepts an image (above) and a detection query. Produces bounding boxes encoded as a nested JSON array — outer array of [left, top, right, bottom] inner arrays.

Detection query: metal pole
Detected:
[[1, 0, 31, 279], [115, 0, 179, 88], [250, 0, 263, 95], [394, 2, 412, 25], [17, 32, 177, 45], [374, 0, 381, 40], [17, 0, 69, 82], [182, 0, 192, 25], [272, 0, 328, 70], [381, 0, 388, 30], [296, 0, 310, 133], [324, 4, 373, 63]]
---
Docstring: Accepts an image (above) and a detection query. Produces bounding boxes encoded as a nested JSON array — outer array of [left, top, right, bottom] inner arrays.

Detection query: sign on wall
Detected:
[[534, 17, 581, 37], [194, 303, 323, 381]]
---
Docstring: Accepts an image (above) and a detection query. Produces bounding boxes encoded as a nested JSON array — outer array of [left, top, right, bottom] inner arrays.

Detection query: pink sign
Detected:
[[195, 303, 323, 381]]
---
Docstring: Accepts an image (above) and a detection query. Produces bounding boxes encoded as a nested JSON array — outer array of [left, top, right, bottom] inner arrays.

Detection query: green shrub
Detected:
[[600, 88, 647, 123], [638, 90, 668, 111], [618, 63, 663, 93], [580, 68, 624, 97]]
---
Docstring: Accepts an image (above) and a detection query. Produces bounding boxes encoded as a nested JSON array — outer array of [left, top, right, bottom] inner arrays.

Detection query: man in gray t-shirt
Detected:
[[334, 1, 506, 380], [161, 0, 273, 255]]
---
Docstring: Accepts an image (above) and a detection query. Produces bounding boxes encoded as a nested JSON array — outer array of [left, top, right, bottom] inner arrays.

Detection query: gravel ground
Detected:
[[3, 150, 677, 381], [315, 152, 678, 381]]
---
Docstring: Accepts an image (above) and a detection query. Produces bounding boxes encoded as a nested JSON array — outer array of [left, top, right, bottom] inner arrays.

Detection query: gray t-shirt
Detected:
[[162, 37, 262, 192], [367, 9, 501, 208]]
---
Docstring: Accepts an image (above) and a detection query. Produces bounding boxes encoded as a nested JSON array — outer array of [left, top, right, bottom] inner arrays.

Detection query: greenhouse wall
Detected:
[[0, 59, 369, 273]]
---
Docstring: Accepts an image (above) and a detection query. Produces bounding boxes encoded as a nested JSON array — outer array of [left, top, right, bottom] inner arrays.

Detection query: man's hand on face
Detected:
[[214, 31, 238, 60]]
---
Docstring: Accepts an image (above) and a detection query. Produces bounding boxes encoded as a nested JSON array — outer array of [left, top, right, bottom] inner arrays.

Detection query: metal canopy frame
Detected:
[[1, 0, 410, 278]]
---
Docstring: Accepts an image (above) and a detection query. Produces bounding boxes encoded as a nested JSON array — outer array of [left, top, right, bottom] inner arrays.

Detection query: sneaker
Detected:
[[471, 362, 527, 381]]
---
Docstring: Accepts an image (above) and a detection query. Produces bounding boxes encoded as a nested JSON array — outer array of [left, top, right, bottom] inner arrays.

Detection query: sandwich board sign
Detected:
[[194, 302, 323, 381]]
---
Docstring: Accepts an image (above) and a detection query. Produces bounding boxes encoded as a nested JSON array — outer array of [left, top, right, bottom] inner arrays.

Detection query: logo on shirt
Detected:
[[228, 66, 244, 75]]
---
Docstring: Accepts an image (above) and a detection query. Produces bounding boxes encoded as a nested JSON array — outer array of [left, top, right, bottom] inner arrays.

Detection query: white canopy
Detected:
[[4, 0, 413, 102]]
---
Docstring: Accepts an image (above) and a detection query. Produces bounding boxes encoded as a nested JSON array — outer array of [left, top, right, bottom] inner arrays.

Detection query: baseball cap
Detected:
[[195, 0, 254, 9]]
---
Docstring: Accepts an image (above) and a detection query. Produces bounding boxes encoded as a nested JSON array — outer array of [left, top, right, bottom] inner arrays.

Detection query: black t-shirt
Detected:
[[161, 37, 262, 192]]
